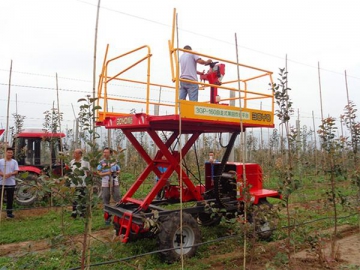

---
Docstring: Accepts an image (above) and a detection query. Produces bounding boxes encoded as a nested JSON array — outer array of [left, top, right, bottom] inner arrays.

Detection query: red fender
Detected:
[[18, 165, 42, 175]]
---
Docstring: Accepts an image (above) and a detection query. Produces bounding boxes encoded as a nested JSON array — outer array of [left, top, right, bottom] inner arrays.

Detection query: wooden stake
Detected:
[[344, 70, 354, 151], [55, 73, 63, 177], [318, 62, 324, 121], [92, 0, 101, 143], [234, 32, 248, 270], [344, 70, 350, 104], [312, 111, 317, 172], [1, 60, 13, 223], [260, 102, 263, 154]]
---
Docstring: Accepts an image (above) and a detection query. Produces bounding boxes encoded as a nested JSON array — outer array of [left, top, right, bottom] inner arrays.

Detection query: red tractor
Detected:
[[12, 129, 65, 205]]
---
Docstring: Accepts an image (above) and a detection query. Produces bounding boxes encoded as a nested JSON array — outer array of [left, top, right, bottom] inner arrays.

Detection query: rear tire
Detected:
[[15, 173, 39, 206], [158, 212, 201, 263]]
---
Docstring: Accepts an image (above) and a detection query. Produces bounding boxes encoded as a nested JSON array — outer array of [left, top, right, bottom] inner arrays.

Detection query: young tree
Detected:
[[271, 68, 299, 265], [317, 116, 346, 260], [341, 101, 360, 231]]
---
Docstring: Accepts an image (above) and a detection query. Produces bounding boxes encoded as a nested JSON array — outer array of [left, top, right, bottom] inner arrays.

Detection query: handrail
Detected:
[[96, 8, 274, 124]]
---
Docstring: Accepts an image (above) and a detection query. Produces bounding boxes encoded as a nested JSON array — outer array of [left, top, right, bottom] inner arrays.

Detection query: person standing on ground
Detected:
[[69, 149, 90, 218], [179, 45, 212, 101], [0, 147, 19, 219], [97, 147, 121, 225]]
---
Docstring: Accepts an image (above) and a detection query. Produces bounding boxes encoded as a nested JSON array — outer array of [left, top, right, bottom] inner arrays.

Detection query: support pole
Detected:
[[1, 60, 13, 223], [318, 62, 324, 121]]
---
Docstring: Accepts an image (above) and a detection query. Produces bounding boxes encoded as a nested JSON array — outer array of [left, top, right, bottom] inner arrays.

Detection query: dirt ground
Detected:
[[206, 226, 360, 270], [1, 208, 360, 269], [292, 229, 360, 269]]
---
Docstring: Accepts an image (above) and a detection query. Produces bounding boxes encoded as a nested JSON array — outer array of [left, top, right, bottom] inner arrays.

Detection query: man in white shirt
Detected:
[[179, 45, 212, 101], [0, 147, 19, 218], [69, 149, 90, 218]]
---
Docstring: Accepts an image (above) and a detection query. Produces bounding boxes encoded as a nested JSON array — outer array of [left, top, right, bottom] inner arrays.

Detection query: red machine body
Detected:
[[13, 129, 65, 173], [200, 62, 225, 104], [205, 162, 280, 204]]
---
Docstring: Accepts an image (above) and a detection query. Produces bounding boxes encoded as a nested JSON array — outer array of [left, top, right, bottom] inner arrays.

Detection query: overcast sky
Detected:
[[1, 0, 360, 138]]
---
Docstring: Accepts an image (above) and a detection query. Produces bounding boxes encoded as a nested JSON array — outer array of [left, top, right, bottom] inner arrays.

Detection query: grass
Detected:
[[1, 170, 359, 269], [0, 207, 105, 244], [0, 205, 248, 269], [1, 205, 358, 269]]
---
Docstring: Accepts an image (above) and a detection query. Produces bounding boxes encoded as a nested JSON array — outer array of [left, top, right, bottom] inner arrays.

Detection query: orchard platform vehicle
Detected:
[[96, 9, 279, 262], [12, 128, 65, 205]]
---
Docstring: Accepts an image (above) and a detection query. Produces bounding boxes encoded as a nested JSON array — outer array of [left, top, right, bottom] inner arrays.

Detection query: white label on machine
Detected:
[[194, 106, 250, 120]]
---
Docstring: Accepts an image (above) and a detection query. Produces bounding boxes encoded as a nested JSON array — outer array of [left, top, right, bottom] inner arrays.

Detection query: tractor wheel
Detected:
[[15, 173, 39, 206], [249, 199, 274, 240], [197, 212, 222, 226], [158, 212, 201, 263]]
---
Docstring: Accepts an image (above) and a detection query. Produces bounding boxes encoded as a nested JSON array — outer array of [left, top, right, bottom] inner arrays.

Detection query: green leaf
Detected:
[[93, 106, 102, 111]]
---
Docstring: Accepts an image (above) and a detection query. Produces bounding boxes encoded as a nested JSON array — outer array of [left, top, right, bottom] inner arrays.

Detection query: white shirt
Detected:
[[180, 52, 201, 81], [97, 159, 120, 188], [0, 158, 19, 186], [69, 159, 90, 187]]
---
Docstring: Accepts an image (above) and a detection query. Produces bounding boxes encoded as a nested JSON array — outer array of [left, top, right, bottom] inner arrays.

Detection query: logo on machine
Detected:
[[251, 112, 271, 122], [116, 116, 133, 125]]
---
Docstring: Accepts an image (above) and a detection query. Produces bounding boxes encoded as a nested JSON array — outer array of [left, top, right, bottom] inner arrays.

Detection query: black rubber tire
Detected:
[[158, 212, 201, 263], [249, 199, 274, 240], [197, 212, 222, 226], [15, 172, 39, 206]]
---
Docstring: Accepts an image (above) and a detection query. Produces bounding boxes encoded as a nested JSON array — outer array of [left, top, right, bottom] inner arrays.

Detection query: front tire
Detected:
[[15, 172, 39, 206], [158, 212, 201, 263]]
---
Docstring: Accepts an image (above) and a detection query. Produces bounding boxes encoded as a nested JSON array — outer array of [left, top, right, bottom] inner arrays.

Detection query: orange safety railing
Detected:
[[96, 8, 274, 124]]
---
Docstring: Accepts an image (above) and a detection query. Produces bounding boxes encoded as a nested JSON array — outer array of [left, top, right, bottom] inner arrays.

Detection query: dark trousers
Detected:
[[1, 185, 15, 215], [72, 187, 86, 217]]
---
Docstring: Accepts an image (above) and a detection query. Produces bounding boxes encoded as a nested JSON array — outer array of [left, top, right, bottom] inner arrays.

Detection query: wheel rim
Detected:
[[258, 221, 271, 233], [92, 178, 102, 198], [92, 185, 102, 198], [16, 185, 37, 202], [172, 226, 195, 255]]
